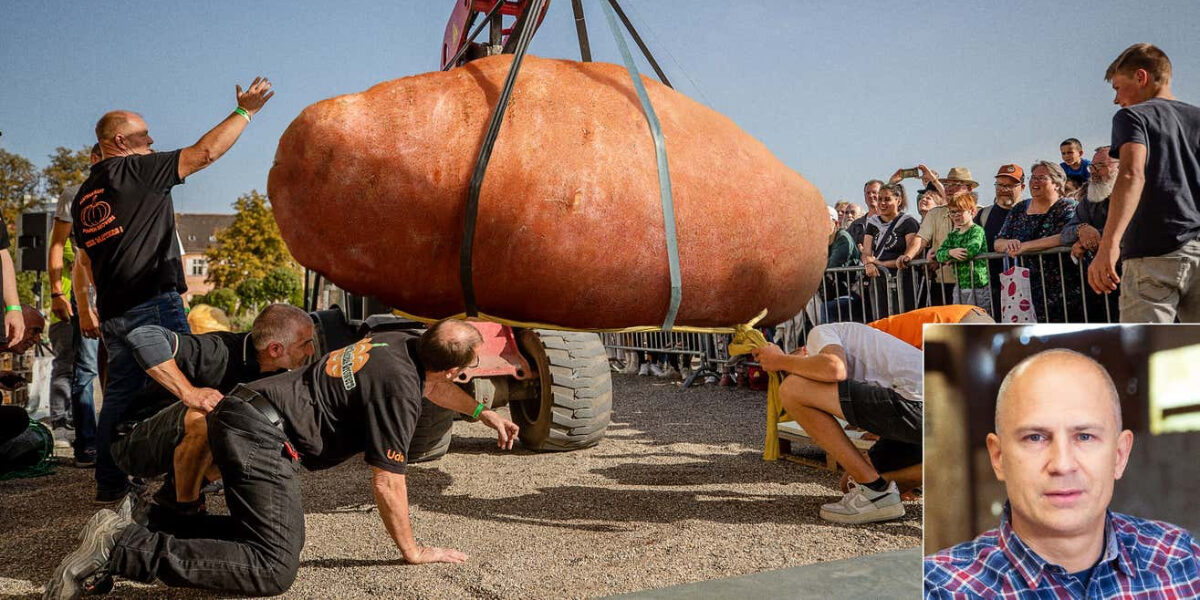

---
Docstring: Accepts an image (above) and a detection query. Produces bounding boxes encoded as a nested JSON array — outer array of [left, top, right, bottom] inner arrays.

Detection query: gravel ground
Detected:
[[0, 373, 921, 599]]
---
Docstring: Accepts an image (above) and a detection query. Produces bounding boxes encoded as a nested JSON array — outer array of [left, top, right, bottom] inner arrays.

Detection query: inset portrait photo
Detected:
[[922, 324, 1200, 598]]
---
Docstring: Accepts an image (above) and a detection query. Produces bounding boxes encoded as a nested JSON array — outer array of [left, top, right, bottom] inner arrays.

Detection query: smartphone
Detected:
[[900, 167, 920, 179]]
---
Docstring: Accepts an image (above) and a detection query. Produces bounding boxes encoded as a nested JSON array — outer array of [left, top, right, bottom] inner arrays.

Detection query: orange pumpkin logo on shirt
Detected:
[[325, 338, 386, 390]]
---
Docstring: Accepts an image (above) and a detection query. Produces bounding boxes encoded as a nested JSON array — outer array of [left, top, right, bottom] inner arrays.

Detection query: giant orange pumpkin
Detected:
[[269, 55, 826, 329]]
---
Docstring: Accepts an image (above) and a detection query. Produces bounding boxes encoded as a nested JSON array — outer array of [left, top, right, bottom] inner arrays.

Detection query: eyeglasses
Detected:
[[1029, 175, 1052, 182], [948, 209, 970, 216], [994, 183, 1018, 191]]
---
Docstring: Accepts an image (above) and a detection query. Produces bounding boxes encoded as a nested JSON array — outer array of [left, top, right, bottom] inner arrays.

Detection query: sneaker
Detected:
[[704, 374, 719, 385], [649, 363, 668, 377], [637, 363, 651, 376], [819, 480, 905, 524], [199, 479, 224, 496], [44, 508, 131, 599]]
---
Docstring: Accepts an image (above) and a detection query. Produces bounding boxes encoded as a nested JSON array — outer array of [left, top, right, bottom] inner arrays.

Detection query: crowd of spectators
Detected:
[[818, 149, 1123, 324]]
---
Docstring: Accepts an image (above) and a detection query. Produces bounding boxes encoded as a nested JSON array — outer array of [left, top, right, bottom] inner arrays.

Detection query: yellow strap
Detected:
[[390, 307, 767, 335], [725, 320, 791, 461]]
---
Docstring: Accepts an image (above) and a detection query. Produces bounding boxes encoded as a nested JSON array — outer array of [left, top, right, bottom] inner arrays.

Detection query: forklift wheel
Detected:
[[512, 330, 613, 451]]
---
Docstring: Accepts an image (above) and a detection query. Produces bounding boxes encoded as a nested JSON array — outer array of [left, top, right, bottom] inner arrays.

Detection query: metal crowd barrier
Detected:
[[602, 246, 1118, 384]]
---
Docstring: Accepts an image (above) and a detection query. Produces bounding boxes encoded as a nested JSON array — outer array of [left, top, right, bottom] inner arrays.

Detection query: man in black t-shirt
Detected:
[[110, 304, 314, 518], [47, 319, 520, 598], [74, 77, 275, 504], [1089, 44, 1200, 322]]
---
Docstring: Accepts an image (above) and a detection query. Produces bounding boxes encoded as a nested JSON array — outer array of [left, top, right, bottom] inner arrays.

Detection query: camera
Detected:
[[900, 167, 920, 179]]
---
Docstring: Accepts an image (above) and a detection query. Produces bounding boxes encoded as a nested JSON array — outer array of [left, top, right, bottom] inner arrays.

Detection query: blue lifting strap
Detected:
[[599, 0, 682, 332]]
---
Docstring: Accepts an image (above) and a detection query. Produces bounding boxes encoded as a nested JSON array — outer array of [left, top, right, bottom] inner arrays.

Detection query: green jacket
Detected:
[[935, 225, 988, 289]]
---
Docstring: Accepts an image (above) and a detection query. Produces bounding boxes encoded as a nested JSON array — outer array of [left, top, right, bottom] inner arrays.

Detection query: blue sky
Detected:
[[2, 1, 1198, 214]]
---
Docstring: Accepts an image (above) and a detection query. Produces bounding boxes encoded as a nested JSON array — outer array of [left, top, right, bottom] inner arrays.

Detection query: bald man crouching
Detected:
[[45, 319, 520, 598], [925, 350, 1200, 598]]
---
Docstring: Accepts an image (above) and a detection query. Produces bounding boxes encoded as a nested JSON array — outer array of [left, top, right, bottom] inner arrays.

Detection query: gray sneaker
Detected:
[[819, 480, 905, 524], [44, 509, 131, 599]]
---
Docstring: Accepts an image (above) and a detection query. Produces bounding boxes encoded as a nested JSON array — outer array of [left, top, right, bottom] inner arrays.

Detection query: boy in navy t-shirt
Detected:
[[1088, 44, 1200, 323]]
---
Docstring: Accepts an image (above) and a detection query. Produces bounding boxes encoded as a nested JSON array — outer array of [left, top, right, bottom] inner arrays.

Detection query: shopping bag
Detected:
[[999, 264, 1038, 323]]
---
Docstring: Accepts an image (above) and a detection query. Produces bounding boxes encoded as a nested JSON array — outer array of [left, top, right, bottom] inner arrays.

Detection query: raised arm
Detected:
[[177, 77, 274, 179]]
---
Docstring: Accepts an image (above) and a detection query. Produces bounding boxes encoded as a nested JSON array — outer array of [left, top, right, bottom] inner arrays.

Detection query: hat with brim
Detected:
[[939, 166, 979, 189]]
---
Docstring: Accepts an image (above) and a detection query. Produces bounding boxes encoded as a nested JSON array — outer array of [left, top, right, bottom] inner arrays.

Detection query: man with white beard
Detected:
[[1061, 147, 1121, 320]]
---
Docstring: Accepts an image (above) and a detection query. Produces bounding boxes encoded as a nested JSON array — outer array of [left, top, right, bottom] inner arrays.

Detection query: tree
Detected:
[[200, 288, 239, 316], [41, 145, 92, 199], [235, 277, 266, 314], [204, 190, 297, 290], [0, 148, 42, 237], [262, 266, 302, 306]]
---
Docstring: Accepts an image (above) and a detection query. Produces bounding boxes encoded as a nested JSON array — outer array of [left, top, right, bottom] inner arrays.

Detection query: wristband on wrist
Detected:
[[471, 402, 485, 420], [234, 107, 251, 123], [5, 305, 20, 312]]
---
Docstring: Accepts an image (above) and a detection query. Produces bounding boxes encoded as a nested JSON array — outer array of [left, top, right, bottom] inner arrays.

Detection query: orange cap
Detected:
[[995, 164, 1024, 183]]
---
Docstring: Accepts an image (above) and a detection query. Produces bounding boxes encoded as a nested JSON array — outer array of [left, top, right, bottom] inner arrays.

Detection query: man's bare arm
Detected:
[[47, 220, 74, 320], [424, 380, 519, 449], [73, 249, 100, 338], [371, 467, 467, 565], [178, 77, 274, 179], [145, 360, 223, 412], [0, 250, 22, 346], [1088, 142, 1147, 292], [751, 344, 847, 382]]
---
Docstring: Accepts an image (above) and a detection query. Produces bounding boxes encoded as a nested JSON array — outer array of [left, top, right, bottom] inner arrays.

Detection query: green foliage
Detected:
[[0, 149, 43, 237], [16, 271, 39, 306], [200, 288, 239, 316], [235, 277, 266, 313], [262, 267, 302, 306], [41, 146, 92, 199], [204, 190, 296, 289]]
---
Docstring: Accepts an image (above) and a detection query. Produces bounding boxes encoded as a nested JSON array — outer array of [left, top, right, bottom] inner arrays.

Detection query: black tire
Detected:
[[513, 330, 613, 451], [407, 398, 454, 463]]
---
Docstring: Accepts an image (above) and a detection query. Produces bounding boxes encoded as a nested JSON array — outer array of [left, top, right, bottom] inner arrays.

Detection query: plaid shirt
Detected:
[[924, 504, 1200, 599]]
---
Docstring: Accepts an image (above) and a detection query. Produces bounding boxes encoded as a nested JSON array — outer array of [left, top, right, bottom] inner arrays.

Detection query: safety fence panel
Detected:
[[601, 246, 1118, 382]]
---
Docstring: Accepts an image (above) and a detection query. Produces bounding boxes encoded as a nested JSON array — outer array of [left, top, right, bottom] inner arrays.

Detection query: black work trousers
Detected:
[[109, 396, 305, 596]]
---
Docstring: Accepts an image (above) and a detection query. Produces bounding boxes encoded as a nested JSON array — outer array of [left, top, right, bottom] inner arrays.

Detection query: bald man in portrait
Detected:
[[924, 349, 1200, 598]]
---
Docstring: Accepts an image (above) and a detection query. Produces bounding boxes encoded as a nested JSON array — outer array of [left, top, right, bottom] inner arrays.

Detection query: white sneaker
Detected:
[[637, 363, 651, 376], [649, 364, 668, 377], [819, 480, 905, 524]]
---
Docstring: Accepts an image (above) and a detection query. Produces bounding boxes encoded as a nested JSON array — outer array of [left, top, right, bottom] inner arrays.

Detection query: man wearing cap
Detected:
[[896, 166, 962, 307], [975, 165, 1025, 313], [1089, 43, 1200, 323]]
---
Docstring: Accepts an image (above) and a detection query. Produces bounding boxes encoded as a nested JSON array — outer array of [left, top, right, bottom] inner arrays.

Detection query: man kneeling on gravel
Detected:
[[753, 322, 922, 524], [45, 319, 520, 599]]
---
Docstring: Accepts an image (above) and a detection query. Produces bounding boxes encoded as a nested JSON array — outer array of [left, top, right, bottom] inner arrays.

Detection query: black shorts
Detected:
[[110, 402, 188, 478], [838, 380, 922, 446]]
